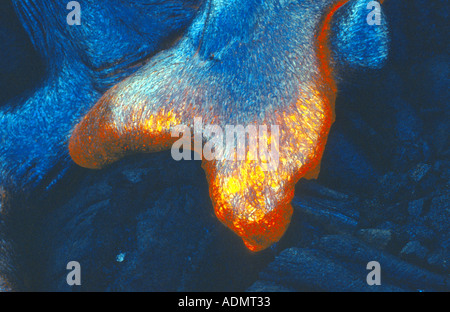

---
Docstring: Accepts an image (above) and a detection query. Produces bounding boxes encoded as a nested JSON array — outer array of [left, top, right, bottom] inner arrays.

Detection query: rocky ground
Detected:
[[4, 150, 448, 291], [3, 153, 450, 291], [0, 0, 448, 291]]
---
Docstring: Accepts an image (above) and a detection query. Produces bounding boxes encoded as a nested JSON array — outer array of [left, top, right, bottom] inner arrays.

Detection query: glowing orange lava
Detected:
[[69, 0, 363, 252]]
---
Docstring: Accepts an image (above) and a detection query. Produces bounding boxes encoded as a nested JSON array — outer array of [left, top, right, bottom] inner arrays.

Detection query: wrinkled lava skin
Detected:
[[0, 0, 202, 191], [69, 0, 389, 251]]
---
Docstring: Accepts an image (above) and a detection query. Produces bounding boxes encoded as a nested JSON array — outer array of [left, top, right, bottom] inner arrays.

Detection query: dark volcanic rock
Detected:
[[357, 229, 392, 250], [247, 281, 295, 292], [408, 199, 424, 218], [26, 153, 275, 292], [250, 235, 449, 292], [400, 241, 429, 264], [249, 246, 402, 292], [427, 250, 450, 274], [426, 193, 450, 235], [409, 164, 432, 183]]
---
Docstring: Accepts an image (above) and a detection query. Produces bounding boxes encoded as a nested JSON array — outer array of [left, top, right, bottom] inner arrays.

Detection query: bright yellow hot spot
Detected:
[[225, 177, 242, 194]]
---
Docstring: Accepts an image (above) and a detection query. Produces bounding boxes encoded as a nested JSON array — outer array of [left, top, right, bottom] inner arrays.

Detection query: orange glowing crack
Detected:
[[69, 0, 357, 252]]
